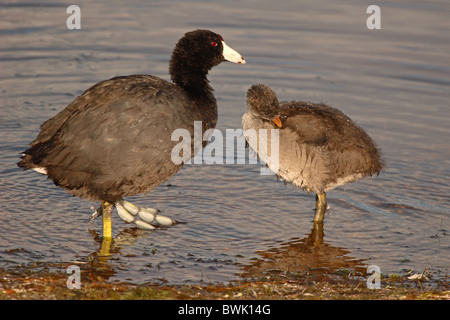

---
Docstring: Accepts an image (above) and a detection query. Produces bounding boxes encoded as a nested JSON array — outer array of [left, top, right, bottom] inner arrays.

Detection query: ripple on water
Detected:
[[0, 0, 448, 286]]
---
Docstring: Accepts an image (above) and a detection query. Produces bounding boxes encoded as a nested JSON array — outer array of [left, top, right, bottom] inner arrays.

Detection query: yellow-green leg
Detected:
[[314, 193, 327, 223], [99, 201, 113, 256], [102, 201, 113, 239]]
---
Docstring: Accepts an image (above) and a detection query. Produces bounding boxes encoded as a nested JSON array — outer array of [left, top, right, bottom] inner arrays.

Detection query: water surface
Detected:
[[0, 0, 448, 286]]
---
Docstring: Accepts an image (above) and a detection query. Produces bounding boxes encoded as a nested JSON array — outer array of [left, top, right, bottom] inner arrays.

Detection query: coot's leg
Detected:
[[96, 200, 113, 256], [314, 193, 327, 223], [116, 200, 177, 229], [101, 201, 113, 239]]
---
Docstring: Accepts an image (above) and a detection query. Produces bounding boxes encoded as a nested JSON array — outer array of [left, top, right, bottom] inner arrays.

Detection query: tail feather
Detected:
[[17, 145, 48, 175]]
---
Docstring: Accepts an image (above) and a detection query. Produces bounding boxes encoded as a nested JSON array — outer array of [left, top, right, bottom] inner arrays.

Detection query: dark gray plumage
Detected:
[[18, 30, 245, 236], [243, 84, 383, 223]]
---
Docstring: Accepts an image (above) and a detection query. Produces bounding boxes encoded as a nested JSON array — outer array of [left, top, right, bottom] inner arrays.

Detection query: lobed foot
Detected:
[[115, 200, 177, 230]]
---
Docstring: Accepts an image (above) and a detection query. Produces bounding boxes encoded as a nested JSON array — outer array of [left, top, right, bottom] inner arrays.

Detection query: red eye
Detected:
[[211, 41, 218, 47]]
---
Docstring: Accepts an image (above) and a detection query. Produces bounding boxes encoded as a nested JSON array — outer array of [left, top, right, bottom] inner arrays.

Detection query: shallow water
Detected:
[[0, 0, 449, 286]]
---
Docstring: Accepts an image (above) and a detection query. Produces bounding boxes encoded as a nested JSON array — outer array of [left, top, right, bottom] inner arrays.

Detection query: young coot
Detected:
[[18, 30, 246, 238], [242, 84, 383, 223]]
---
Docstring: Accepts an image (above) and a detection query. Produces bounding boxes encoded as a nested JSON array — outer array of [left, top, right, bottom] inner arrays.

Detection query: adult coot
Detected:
[[242, 84, 382, 223], [18, 30, 246, 239]]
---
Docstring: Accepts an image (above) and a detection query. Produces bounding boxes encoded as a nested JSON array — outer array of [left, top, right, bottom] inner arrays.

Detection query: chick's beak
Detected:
[[272, 115, 282, 128]]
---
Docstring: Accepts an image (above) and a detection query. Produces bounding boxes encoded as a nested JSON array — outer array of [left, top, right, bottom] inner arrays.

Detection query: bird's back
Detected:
[[278, 101, 382, 192], [19, 74, 218, 202], [242, 100, 382, 194]]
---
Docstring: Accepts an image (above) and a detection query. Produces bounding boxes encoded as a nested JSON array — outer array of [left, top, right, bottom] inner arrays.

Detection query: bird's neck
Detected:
[[169, 54, 213, 97], [172, 72, 213, 98]]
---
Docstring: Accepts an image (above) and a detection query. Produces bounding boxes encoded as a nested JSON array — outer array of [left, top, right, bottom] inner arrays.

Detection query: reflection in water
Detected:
[[86, 223, 368, 285], [239, 223, 367, 282], [1, 0, 448, 286], [90, 226, 155, 254], [86, 227, 154, 281]]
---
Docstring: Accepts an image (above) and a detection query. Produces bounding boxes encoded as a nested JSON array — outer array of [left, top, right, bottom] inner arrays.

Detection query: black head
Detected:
[[246, 84, 280, 122], [169, 30, 245, 92]]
